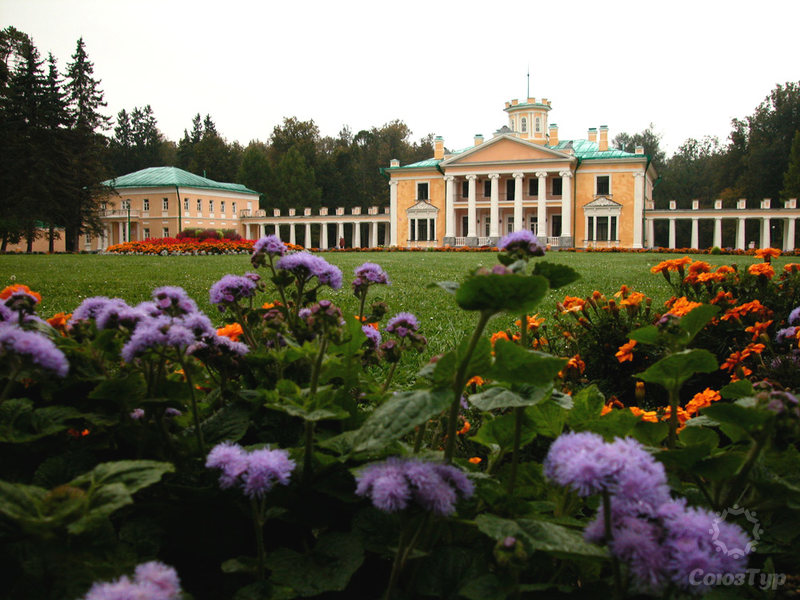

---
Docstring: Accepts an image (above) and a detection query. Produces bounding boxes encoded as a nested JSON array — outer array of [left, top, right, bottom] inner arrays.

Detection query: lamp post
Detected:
[[127, 205, 131, 243]]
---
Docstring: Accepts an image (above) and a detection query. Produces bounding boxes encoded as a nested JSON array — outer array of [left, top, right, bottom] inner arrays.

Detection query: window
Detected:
[[521, 117, 527, 133], [209, 199, 214, 213], [143, 198, 150, 211], [197, 199, 202, 212], [162, 197, 169, 211], [586, 216, 618, 242], [183, 198, 189, 211], [596, 175, 610, 196], [122, 200, 130, 210], [162, 228, 170, 238], [462, 181, 469, 198], [101, 202, 107, 210], [232, 202, 236, 215], [552, 177, 563, 196], [552, 215, 562, 237], [484, 218, 491, 236], [528, 179, 537, 197], [587, 217, 594, 241], [85, 233, 92, 244], [506, 179, 515, 201], [144, 228, 150, 239], [220, 201, 225, 215], [461, 215, 469, 236], [484, 180, 491, 197], [529, 216, 537, 233], [419, 219, 428, 241], [507, 216, 514, 234], [535, 117, 541, 132], [417, 182, 429, 200]]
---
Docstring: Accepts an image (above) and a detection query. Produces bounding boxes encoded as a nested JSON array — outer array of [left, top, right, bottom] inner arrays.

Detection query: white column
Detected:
[[736, 217, 746, 250], [713, 217, 722, 248], [274, 223, 280, 237], [466, 174, 477, 238], [761, 217, 771, 249], [321, 222, 328, 249], [118, 222, 124, 243], [632, 172, 645, 248], [370, 221, 378, 247], [515, 172, 526, 232], [646, 218, 654, 248], [535, 171, 547, 237], [353, 222, 361, 247], [304, 223, 311, 248], [668, 218, 676, 249], [289, 223, 296, 245], [337, 222, 344, 247], [690, 218, 699, 249], [559, 170, 573, 238], [444, 176, 455, 239], [784, 218, 796, 251], [389, 180, 398, 246], [489, 173, 500, 238]]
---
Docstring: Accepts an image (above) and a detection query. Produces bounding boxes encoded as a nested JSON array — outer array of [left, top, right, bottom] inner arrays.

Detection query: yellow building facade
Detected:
[[385, 95, 657, 249]]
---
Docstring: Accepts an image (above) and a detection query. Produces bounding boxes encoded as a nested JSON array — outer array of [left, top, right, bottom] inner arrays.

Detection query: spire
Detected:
[[527, 65, 530, 99]]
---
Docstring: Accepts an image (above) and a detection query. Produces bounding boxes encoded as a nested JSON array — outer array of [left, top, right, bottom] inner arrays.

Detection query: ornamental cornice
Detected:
[[559, 170, 573, 178], [535, 171, 548, 178]]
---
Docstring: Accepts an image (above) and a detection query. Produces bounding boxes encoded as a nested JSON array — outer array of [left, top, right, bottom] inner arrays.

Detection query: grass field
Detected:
[[0, 250, 777, 382]]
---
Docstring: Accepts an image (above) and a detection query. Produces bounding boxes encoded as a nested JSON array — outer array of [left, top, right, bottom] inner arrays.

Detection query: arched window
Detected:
[[521, 117, 527, 133], [535, 117, 541, 133]]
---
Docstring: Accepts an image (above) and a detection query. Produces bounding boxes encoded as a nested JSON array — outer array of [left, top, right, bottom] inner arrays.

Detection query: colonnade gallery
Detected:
[[95, 94, 799, 252]]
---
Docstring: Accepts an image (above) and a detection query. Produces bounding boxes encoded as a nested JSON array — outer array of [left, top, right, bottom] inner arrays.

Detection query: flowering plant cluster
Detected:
[[1, 237, 799, 599]]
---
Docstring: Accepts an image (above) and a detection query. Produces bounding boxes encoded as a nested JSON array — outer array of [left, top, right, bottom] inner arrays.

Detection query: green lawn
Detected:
[[0, 250, 777, 381]]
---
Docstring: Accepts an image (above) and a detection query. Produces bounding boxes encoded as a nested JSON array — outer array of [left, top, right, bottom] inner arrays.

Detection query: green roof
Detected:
[[103, 166, 259, 195], [550, 139, 641, 160]]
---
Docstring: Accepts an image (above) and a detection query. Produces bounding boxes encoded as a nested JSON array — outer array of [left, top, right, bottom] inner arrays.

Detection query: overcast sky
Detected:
[[4, 0, 798, 158]]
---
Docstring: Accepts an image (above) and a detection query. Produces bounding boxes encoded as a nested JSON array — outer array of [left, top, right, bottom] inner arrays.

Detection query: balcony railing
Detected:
[[100, 209, 141, 218]]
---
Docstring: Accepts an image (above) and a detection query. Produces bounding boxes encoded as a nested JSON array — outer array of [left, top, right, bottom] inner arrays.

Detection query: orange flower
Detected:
[[629, 406, 659, 423], [748, 262, 774, 278], [661, 405, 691, 429], [685, 388, 721, 416], [490, 331, 510, 347], [666, 297, 702, 317], [721, 300, 771, 321], [620, 291, 646, 309], [0, 284, 41, 303], [217, 323, 243, 341], [710, 290, 736, 305], [755, 247, 780, 260], [688, 261, 712, 274], [67, 428, 90, 438], [745, 320, 773, 341], [720, 342, 765, 372], [47, 312, 72, 333], [514, 314, 545, 331], [783, 263, 800, 273], [615, 339, 637, 363], [715, 265, 736, 275], [466, 375, 485, 388], [614, 285, 632, 299], [457, 421, 471, 435], [367, 322, 379, 330], [262, 301, 282, 309], [468, 457, 482, 464], [696, 272, 726, 283], [561, 296, 586, 313], [558, 354, 586, 379], [650, 256, 692, 274]]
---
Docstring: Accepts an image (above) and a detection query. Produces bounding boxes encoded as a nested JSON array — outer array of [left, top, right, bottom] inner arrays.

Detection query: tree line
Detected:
[[2, 25, 799, 251]]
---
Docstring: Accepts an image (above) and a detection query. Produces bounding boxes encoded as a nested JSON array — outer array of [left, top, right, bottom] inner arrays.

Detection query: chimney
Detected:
[[389, 158, 400, 168], [511, 99, 519, 106], [434, 136, 444, 160], [588, 128, 597, 142], [635, 145, 644, 155], [474, 133, 484, 146], [549, 123, 559, 146], [527, 97, 536, 104], [598, 125, 608, 151]]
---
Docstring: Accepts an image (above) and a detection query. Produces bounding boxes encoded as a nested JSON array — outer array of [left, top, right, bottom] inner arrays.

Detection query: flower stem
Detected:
[[667, 385, 680, 450], [251, 498, 266, 581], [721, 421, 773, 509], [445, 310, 492, 463], [179, 354, 205, 455], [304, 337, 327, 482]]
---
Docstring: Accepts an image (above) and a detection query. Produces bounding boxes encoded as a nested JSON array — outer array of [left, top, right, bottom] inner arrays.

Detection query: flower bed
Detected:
[[1, 234, 798, 599]]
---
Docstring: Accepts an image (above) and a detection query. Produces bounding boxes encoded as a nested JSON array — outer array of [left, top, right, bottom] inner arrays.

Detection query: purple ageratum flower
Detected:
[[206, 441, 249, 489], [0, 323, 69, 377], [498, 230, 545, 256], [543, 431, 618, 496], [355, 457, 474, 516], [130, 408, 145, 420], [152, 286, 198, 316], [70, 296, 117, 323], [133, 561, 181, 599], [776, 326, 799, 343], [385, 312, 419, 338], [609, 515, 668, 594], [0, 303, 15, 323], [96, 300, 147, 331], [241, 447, 296, 498], [253, 234, 287, 257], [165, 408, 182, 417], [276, 252, 343, 290], [789, 305, 800, 325], [362, 324, 381, 349], [354, 262, 390, 286], [83, 561, 182, 600], [209, 274, 258, 310]]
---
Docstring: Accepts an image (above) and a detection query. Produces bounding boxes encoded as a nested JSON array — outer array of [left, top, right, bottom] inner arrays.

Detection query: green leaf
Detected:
[[526, 400, 568, 438], [88, 375, 146, 404], [328, 314, 366, 359], [631, 420, 669, 447], [531, 261, 581, 289], [222, 556, 259, 574], [459, 574, 508, 600], [655, 445, 710, 470], [693, 453, 746, 481], [566, 385, 605, 430], [67, 482, 132, 534], [721, 380, 756, 400], [587, 409, 640, 439], [460, 336, 492, 383], [70, 460, 174, 494], [0, 480, 47, 522], [628, 325, 661, 346], [636, 349, 718, 392], [702, 403, 772, 435], [351, 388, 451, 453], [472, 412, 536, 454], [432, 280, 460, 294], [678, 304, 721, 341], [456, 274, 549, 314], [475, 514, 606, 559], [469, 384, 551, 411], [0, 399, 83, 443], [489, 341, 566, 386], [266, 532, 364, 597], [679, 427, 719, 450], [201, 404, 252, 444]]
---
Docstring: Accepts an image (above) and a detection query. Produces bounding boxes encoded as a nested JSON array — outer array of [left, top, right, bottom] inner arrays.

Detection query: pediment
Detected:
[[441, 134, 572, 166], [407, 200, 439, 215], [584, 196, 622, 209]]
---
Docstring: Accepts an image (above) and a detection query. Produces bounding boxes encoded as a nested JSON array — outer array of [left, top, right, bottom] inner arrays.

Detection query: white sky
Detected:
[[3, 0, 799, 158]]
